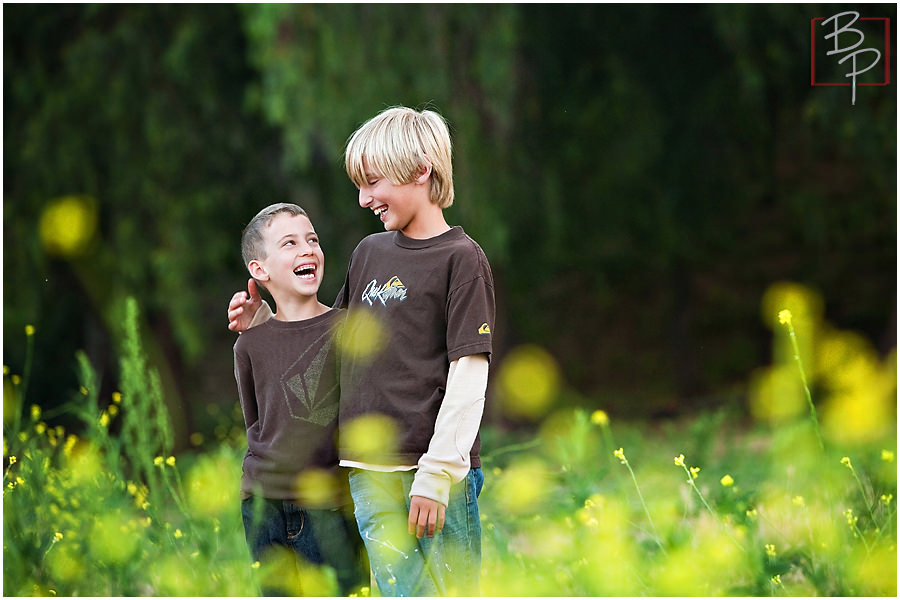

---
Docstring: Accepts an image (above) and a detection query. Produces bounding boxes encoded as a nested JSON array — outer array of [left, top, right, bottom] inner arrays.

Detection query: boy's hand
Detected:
[[227, 279, 262, 333], [409, 495, 446, 539]]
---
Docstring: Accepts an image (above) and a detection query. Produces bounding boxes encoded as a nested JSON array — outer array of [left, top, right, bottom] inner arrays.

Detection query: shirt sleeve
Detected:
[[233, 343, 259, 430], [249, 300, 274, 329], [408, 353, 489, 506]]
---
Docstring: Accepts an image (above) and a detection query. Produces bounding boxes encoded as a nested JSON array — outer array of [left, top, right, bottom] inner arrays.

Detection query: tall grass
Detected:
[[3, 294, 897, 596]]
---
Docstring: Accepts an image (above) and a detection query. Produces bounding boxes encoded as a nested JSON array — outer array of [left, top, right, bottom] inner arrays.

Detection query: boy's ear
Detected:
[[247, 259, 269, 282], [414, 160, 433, 185]]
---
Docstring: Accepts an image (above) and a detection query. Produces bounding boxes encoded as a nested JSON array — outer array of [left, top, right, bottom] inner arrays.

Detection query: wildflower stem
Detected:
[[847, 465, 877, 524], [783, 320, 825, 453], [615, 449, 666, 555]]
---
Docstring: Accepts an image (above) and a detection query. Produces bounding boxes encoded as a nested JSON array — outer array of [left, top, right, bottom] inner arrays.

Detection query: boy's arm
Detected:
[[408, 353, 489, 537], [234, 345, 259, 430], [227, 278, 273, 332]]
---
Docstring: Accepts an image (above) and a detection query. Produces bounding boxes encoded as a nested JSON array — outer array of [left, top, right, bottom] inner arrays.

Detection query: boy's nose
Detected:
[[359, 189, 372, 208]]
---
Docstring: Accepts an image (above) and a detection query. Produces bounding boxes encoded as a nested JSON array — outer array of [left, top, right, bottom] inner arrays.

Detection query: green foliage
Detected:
[[3, 298, 897, 596]]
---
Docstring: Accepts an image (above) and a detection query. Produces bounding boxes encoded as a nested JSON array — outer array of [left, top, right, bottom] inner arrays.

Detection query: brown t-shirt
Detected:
[[233, 308, 344, 504], [334, 226, 495, 467]]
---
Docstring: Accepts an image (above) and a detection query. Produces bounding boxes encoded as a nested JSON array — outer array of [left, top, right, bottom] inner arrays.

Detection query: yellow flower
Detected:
[[112, 392, 122, 404], [765, 544, 776, 557], [108, 405, 119, 417], [35, 422, 47, 435], [63, 434, 78, 456], [2, 366, 8, 376], [251, 561, 261, 569], [30, 405, 41, 420], [613, 447, 626, 464], [689, 466, 701, 479], [99, 412, 109, 428], [174, 529, 183, 539], [127, 482, 138, 496], [8, 456, 17, 465], [53, 532, 63, 542], [16, 476, 25, 485], [590, 410, 609, 426], [882, 449, 894, 463], [79, 386, 88, 396], [153, 456, 164, 467], [771, 574, 782, 585], [792, 496, 805, 507], [720, 474, 734, 487], [841, 456, 852, 469], [166, 456, 176, 467], [673, 454, 685, 467], [25, 325, 35, 336], [746, 508, 758, 518], [777, 309, 792, 325], [881, 494, 893, 505]]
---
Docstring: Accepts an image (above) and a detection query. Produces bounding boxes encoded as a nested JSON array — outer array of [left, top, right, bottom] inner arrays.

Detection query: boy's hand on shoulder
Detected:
[[408, 495, 446, 539], [227, 279, 263, 333]]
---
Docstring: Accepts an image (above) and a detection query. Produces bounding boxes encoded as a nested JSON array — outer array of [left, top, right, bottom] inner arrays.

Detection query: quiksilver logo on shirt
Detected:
[[362, 276, 407, 306]]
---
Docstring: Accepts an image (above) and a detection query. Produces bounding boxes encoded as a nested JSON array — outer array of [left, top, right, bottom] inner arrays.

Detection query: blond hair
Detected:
[[344, 106, 454, 208]]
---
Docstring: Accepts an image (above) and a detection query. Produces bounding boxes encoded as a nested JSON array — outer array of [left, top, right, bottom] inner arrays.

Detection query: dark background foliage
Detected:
[[4, 4, 896, 446]]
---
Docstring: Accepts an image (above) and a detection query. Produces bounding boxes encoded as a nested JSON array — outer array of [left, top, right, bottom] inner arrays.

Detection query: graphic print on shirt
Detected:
[[361, 275, 407, 306], [280, 329, 339, 426]]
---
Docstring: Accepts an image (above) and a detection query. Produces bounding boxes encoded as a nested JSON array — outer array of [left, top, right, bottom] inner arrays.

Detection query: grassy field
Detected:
[[3, 296, 896, 596]]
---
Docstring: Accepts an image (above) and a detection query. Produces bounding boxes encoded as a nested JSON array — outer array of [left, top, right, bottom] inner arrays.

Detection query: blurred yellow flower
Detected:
[[9, 455, 16, 465], [882, 449, 894, 462], [108, 405, 119, 417], [792, 496, 805, 507], [841, 456, 852, 469], [166, 456, 176, 467], [590, 410, 609, 426], [674, 454, 685, 467], [614, 447, 626, 464], [79, 386, 88, 396], [771, 574, 782, 585], [881, 494, 893, 505], [36, 422, 47, 435], [39, 195, 98, 257], [251, 561, 261, 569], [53, 532, 64, 542], [765, 544, 776, 557], [689, 466, 700, 479], [12, 375, 21, 386], [112, 392, 122, 404], [31, 405, 41, 420], [174, 529, 183, 539], [153, 456, 164, 467], [99, 412, 109, 428], [25, 325, 35, 336], [746, 508, 758, 518], [777, 309, 792, 325], [720, 474, 734, 487]]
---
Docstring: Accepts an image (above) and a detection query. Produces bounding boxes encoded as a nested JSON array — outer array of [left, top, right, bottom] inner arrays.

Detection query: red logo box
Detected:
[[811, 16, 891, 86]]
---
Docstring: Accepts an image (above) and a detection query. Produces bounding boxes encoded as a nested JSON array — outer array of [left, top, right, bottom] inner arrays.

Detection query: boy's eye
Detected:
[[283, 240, 295, 247]]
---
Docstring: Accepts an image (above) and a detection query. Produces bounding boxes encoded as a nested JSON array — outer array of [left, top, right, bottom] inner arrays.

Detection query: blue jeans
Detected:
[[241, 496, 365, 596], [348, 468, 484, 597]]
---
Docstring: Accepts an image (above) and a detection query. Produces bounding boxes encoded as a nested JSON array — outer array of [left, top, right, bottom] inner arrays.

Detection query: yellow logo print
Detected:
[[478, 323, 491, 335]]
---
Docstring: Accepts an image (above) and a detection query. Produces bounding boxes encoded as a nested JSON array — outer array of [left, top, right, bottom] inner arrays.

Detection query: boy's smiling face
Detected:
[[249, 212, 324, 299], [357, 159, 433, 236]]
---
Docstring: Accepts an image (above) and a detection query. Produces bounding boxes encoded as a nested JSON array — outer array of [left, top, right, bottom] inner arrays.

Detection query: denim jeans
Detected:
[[241, 496, 365, 596], [348, 467, 484, 597]]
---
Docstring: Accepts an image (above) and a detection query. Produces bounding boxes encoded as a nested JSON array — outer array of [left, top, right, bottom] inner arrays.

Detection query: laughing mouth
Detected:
[[374, 206, 387, 218], [294, 265, 316, 279]]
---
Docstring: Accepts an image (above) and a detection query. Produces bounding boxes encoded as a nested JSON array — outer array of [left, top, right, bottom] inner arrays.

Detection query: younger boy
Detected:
[[233, 203, 364, 596], [229, 107, 495, 596]]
